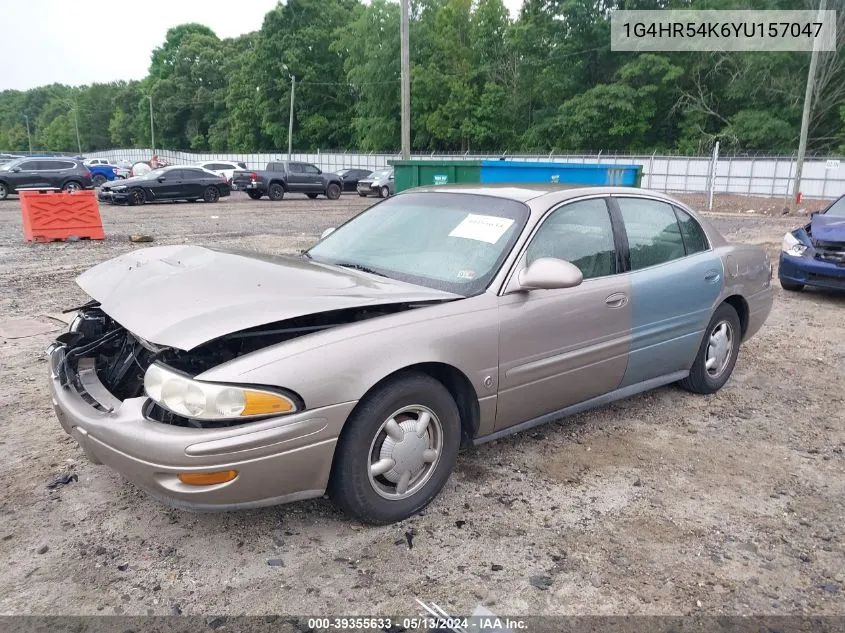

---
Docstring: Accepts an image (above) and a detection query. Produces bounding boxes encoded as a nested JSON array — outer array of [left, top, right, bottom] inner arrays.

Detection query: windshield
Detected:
[[306, 192, 529, 296], [370, 169, 392, 179], [826, 196, 845, 217], [0, 159, 21, 171]]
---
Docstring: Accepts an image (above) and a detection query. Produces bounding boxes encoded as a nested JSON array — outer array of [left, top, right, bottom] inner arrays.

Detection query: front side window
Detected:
[[18, 161, 39, 170], [303, 164, 320, 174], [617, 198, 686, 271], [307, 192, 529, 297], [526, 198, 617, 280]]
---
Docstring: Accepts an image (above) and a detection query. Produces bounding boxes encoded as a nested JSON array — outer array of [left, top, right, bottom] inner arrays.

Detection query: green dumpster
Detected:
[[390, 159, 643, 193]]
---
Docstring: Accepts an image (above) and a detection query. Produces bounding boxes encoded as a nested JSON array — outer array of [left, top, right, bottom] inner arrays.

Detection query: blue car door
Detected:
[[611, 195, 723, 387]]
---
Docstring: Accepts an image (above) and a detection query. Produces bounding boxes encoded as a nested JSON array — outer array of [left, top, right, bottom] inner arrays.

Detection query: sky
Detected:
[[1, 0, 524, 91]]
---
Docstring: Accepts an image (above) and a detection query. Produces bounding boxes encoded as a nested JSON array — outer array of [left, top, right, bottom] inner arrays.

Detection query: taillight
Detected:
[[251, 172, 258, 180]]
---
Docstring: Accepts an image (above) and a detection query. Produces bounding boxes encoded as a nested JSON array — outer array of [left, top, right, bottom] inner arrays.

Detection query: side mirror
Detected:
[[12, 167, 21, 173], [316, 168, 322, 174], [517, 258, 583, 290], [389, 174, 394, 180], [157, 176, 166, 182], [320, 227, 336, 239]]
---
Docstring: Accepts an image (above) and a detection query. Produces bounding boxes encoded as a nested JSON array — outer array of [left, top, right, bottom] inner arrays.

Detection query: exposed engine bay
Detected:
[[54, 300, 423, 428]]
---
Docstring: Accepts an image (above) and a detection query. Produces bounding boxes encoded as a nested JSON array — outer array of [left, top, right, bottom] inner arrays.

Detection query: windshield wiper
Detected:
[[334, 262, 388, 277]]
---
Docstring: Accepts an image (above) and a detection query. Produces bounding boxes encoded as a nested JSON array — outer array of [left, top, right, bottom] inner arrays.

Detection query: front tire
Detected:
[[380, 186, 390, 199], [325, 182, 341, 200], [128, 188, 145, 206], [268, 183, 285, 201], [203, 186, 220, 203], [307, 193, 318, 199], [679, 303, 741, 395], [0, 182, 8, 200], [329, 373, 460, 525], [246, 190, 264, 200]]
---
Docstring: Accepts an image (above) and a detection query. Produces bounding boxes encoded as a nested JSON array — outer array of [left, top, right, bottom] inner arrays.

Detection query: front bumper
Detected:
[[98, 189, 130, 204], [357, 183, 377, 196], [778, 252, 845, 291], [48, 345, 355, 510]]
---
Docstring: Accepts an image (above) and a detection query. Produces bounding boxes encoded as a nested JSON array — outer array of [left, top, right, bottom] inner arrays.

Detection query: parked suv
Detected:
[[0, 157, 93, 200]]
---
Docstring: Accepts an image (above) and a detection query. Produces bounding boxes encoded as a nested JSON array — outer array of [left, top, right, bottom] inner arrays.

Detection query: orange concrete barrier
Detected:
[[20, 189, 105, 242]]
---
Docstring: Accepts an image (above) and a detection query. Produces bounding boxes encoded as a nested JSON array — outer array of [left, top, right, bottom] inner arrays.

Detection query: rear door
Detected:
[[496, 197, 632, 429], [285, 162, 308, 191], [612, 196, 723, 387], [180, 168, 208, 199]]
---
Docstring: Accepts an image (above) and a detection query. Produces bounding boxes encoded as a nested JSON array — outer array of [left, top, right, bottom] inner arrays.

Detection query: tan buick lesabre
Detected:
[[49, 185, 773, 524]]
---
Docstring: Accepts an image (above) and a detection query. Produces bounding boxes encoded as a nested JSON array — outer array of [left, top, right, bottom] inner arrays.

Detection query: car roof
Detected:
[[402, 184, 694, 205]]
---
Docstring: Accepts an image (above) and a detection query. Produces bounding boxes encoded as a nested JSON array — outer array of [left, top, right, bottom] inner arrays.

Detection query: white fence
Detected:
[[82, 148, 845, 200]]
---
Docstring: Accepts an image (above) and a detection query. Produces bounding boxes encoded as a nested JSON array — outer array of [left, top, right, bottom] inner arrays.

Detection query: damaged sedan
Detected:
[[779, 193, 845, 292], [48, 186, 773, 524]]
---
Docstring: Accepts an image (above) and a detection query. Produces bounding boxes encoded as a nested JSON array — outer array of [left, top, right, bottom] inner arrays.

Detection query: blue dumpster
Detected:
[[479, 160, 642, 187]]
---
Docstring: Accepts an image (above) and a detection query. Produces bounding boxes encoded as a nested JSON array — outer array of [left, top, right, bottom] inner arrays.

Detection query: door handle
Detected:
[[605, 292, 628, 308], [704, 270, 721, 283]]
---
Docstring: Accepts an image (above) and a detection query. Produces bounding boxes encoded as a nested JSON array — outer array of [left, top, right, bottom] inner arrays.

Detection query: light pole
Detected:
[[288, 75, 295, 160], [400, 0, 410, 159], [148, 95, 155, 151], [71, 107, 81, 154], [23, 115, 33, 154]]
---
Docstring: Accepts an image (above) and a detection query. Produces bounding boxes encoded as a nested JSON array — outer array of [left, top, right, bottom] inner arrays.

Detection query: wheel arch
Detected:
[[721, 294, 749, 339], [268, 179, 287, 191], [341, 362, 481, 448]]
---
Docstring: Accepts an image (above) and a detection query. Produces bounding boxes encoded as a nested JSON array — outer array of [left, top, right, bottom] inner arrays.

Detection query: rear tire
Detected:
[[329, 373, 460, 525], [246, 190, 264, 200], [92, 174, 107, 187], [358, 192, 368, 197], [325, 183, 341, 200], [780, 278, 805, 292], [203, 186, 220, 203], [62, 180, 82, 193], [678, 303, 741, 395], [268, 183, 285, 201], [307, 193, 318, 199]]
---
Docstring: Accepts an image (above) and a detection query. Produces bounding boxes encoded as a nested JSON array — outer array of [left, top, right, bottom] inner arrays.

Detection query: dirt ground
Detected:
[[0, 191, 843, 620]]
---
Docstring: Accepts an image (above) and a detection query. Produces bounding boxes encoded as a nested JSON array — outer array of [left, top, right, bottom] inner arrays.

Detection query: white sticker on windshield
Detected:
[[449, 214, 515, 244]]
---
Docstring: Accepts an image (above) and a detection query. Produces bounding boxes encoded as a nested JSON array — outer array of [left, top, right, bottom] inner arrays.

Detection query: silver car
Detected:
[[48, 185, 773, 524], [357, 168, 394, 198]]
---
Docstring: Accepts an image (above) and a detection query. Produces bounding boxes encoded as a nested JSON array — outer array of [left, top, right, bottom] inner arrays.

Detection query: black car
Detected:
[[337, 168, 373, 192], [0, 157, 94, 200], [99, 166, 231, 206]]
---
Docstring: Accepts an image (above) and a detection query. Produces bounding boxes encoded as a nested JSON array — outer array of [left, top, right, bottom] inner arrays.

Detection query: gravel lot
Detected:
[[0, 192, 843, 619]]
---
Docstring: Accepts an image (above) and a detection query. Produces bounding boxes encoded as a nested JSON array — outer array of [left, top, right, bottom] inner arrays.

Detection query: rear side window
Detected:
[[526, 198, 617, 279], [674, 208, 709, 254], [617, 198, 686, 271]]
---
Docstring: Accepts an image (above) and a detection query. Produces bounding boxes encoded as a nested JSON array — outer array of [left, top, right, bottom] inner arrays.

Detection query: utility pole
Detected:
[[791, 0, 826, 212], [23, 115, 32, 154], [148, 95, 155, 151], [71, 108, 81, 154], [400, 0, 410, 159], [288, 75, 296, 160]]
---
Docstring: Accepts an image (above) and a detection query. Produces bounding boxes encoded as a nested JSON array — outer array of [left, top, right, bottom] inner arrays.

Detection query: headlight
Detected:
[[781, 232, 807, 257], [111, 185, 127, 191], [143, 363, 298, 420]]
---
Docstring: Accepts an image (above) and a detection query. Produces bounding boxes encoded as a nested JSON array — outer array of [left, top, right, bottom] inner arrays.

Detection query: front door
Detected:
[[495, 197, 631, 430], [302, 164, 324, 192], [156, 169, 185, 199]]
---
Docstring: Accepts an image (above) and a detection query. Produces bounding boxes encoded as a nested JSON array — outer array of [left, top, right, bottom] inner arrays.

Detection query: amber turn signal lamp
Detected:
[[177, 470, 238, 486]]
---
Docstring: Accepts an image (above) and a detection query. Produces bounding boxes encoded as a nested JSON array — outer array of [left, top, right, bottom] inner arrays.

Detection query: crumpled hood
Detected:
[[811, 214, 845, 243], [77, 245, 459, 350]]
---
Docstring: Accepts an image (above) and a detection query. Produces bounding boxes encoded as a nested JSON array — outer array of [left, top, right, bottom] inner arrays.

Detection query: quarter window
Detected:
[[617, 198, 686, 271], [526, 198, 617, 280], [674, 208, 709, 254]]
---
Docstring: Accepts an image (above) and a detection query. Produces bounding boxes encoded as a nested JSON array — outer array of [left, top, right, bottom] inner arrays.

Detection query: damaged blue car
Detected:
[[779, 194, 845, 292]]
